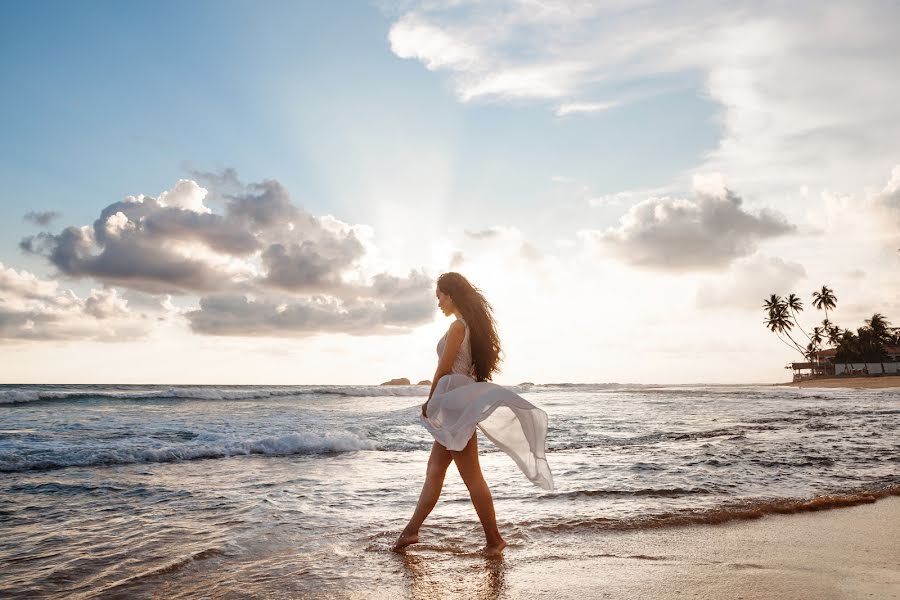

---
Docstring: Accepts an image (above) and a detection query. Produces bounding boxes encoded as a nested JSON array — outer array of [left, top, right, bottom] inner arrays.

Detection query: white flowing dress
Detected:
[[421, 319, 555, 491]]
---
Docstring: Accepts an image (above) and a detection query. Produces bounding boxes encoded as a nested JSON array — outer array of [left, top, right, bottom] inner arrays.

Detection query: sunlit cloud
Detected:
[[823, 165, 900, 240], [18, 172, 436, 339], [580, 177, 794, 270], [695, 253, 807, 312], [389, 12, 481, 71], [464, 225, 545, 264], [0, 262, 153, 342], [386, 1, 900, 191]]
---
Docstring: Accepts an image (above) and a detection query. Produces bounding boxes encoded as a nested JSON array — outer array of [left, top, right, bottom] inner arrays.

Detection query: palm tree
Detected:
[[785, 293, 811, 342], [866, 313, 892, 343], [835, 329, 860, 372], [804, 342, 817, 361], [763, 294, 783, 317], [865, 313, 892, 374], [763, 296, 806, 356], [811, 326, 824, 350], [812, 286, 837, 321], [857, 327, 881, 375]]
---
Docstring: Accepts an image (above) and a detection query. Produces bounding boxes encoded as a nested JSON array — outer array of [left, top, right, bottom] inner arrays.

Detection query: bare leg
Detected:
[[393, 441, 453, 551], [450, 434, 507, 556]]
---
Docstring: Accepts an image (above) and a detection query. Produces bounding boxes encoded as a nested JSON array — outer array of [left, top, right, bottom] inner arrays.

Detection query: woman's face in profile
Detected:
[[436, 289, 454, 316]]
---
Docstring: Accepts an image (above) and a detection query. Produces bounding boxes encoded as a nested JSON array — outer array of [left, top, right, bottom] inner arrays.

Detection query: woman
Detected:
[[393, 272, 554, 556]]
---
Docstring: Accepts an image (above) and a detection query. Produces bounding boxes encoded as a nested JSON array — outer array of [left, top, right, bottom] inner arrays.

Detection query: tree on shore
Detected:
[[766, 287, 897, 375], [822, 319, 842, 347], [812, 286, 837, 320], [763, 294, 809, 357], [834, 329, 860, 370], [785, 293, 812, 343], [763, 288, 840, 361], [864, 313, 892, 374]]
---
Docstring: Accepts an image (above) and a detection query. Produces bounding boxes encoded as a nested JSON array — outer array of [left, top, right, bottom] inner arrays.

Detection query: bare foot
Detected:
[[481, 539, 507, 557], [392, 532, 419, 552]]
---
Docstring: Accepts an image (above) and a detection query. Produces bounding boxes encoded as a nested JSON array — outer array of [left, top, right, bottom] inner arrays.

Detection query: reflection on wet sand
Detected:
[[397, 551, 506, 600]]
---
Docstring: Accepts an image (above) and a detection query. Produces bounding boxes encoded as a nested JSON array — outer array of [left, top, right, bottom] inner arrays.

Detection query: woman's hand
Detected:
[[421, 401, 429, 418]]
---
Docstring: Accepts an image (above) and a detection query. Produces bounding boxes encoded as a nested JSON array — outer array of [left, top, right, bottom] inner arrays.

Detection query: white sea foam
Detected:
[[0, 383, 647, 405], [0, 385, 428, 404], [0, 390, 43, 404], [0, 431, 375, 473], [0, 389, 172, 404]]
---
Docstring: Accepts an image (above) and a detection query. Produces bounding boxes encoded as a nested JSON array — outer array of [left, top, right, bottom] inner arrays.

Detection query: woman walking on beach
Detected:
[[393, 272, 554, 557]]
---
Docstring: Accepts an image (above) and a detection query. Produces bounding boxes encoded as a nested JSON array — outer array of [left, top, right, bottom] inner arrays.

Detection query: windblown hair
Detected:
[[437, 272, 502, 381]]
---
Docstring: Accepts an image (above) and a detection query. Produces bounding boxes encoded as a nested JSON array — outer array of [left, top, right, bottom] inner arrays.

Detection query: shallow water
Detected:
[[1, 383, 898, 597]]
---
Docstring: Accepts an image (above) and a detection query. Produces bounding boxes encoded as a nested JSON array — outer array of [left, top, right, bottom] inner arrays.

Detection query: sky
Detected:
[[1, 0, 898, 385]]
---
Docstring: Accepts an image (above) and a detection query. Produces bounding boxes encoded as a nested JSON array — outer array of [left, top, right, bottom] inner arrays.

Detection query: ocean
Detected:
[[1, 383, 898, 598]]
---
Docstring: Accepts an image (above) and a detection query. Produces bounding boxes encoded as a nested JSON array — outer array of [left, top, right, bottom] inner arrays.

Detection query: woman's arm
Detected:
[[422, 320, 466, 416]]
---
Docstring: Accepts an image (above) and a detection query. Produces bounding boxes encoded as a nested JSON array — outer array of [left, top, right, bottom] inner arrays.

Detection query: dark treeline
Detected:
[[763, 286, 899, 366]]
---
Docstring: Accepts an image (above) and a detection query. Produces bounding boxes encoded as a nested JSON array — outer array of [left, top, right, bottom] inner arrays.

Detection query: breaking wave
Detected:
[[0, 431, 375, 473], [525, 485, 900, 533], [0, 385, 430, 405]]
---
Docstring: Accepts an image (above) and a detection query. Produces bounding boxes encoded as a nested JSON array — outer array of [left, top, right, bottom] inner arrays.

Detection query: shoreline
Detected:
[[497, 495, 900, 600], [5, 378, 900, 390], [777, 375, 900, 389], [77, 494, 900, 599]]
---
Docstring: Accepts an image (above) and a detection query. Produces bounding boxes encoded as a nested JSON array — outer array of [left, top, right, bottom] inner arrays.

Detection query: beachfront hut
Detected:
[[786, 360, 831, 382], [797, 346, 900, 378]]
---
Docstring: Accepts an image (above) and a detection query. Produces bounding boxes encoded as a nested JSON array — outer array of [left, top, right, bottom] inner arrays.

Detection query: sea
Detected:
[[1, 383, 898, 598]]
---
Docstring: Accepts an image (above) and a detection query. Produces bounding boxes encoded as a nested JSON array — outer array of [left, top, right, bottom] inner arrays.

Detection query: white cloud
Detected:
[[822, 165, 900, 240], [555, 101, 617, 116], [157, 179, 212, 214], [458, 61, 587, 102], [0, 262, 150, 342], [695, 253, 807, 312], [581, 178, 794, 270], [0, 262, 79, 309], [104, 211, 134, 237], [386, 1, 900, 192], [19, 173, 437, 338], [464, 225, 545, 263], [84, 288, 131, 319], [389, 13, 480, 70]]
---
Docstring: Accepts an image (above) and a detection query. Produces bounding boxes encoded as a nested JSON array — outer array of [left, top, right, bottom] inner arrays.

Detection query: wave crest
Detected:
[[0, 385, 429, 404], [526, 485, 900, 533], [0, 431, 375, 473]]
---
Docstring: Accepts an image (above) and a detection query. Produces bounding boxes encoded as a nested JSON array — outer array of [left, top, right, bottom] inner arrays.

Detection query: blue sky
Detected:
[[1, 1, 717, 255], [1, 1, 898, 383]]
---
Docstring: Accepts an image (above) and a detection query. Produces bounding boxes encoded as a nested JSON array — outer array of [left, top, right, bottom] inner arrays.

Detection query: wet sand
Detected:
[[494, 495, 900, 600], [778, 376, 900, 389], [115, 493, 900, 599], [377, 496, 900, 600]]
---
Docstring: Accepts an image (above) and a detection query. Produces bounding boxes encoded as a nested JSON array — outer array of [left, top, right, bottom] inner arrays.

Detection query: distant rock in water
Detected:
[[417, 380, 431, 386], [380, 378, 411, 386], [518, 382, 535, 386]]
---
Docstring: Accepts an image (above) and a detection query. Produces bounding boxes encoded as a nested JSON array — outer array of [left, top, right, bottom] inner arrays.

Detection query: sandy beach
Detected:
[[488, 495, 900, 600], [778, 376, 900, 389]]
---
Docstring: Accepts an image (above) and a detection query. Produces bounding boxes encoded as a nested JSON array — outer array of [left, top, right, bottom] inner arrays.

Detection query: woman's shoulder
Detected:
[[448, 319, 466, 335]]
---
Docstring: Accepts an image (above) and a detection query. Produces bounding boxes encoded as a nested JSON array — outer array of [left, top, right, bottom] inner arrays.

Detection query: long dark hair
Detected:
[[437, 272, 502, 381]]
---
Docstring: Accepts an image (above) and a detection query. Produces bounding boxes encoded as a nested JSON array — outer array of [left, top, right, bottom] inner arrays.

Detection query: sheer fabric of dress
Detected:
[[422, 320, 555, 491]]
